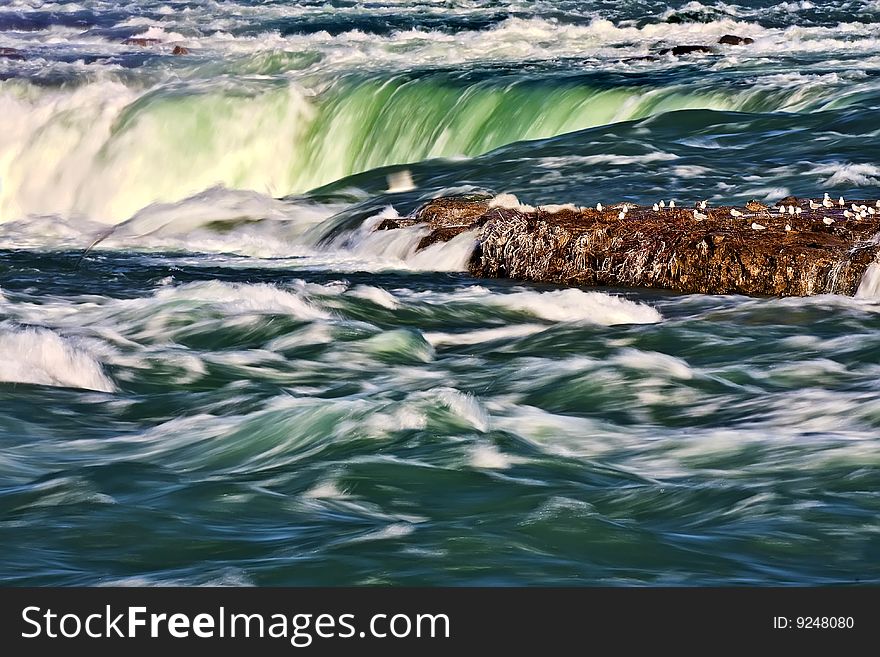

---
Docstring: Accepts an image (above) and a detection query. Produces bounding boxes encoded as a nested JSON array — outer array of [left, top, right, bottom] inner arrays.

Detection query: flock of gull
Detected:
[[594, 193, 880, 233]]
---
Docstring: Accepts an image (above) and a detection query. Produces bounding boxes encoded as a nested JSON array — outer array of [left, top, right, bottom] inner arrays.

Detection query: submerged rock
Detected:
[[658, 45, 716, 56], [172, 45, 190, 55], [718, 34, 755, 46], [0, 47, 25, 61], [378, 196, 880, 297], [124, 37, 162, 47]]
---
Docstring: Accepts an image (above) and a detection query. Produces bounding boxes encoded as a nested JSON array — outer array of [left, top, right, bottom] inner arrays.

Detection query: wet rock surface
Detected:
[[378, 196, 880, 296], [658, 45, 716, 56], [653, 35, 754, 58], [0, 47, 24, 60], [719, 34, 755, 45]]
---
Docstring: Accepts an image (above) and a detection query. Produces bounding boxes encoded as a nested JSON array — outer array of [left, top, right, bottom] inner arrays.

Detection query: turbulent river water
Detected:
[[1, 0, 880, 585]]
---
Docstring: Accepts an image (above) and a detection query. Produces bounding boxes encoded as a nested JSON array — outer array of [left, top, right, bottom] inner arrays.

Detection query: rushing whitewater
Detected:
[[2, 0, 880, 587], [2, 2, 880, 222]]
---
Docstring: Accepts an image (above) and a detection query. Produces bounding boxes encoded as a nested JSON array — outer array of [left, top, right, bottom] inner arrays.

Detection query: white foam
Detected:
[[127, 25, 187, 44], [429, 388, 490, 433], [538, 203, 580, 213], [491, 403, 620, 459], [385, 169, 416, 193], [264, 324, 335, 352], [469, 443, 513, 470], [490, 288, 662, 325], [340, 207, 477, 272], [856, 262, 880, 298], [152, 281, 331, 320], [489, 193, 535, 213], [349, 285, 400, 309], [0, 326, 116, 392], [346, 208, 424, 261], [396, 285, 662, 325], [406, 230, 479, 272], [291, 279, 349, 297], [814, 162, 880, 187], [424, 323, 546, 346], [112, 187, 324, 238], [365, 405, 428, 434], [303, 480, 350, 500], [613, 348, 694, 380], [347, 522, 415, 544], [538, 152, 679, 169]]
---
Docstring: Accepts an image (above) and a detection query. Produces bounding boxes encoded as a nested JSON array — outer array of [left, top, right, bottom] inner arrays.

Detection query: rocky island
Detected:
[[377, 194, 880, 297]]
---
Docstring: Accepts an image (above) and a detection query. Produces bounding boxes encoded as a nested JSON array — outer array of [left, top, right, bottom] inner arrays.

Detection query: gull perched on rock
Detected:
[[730, 208, 743, 217], [824, 217, 835, 225], [693, 209, 707, 220], [751, 222, 767, 230], [843, 210, 852, 218], [839, 197, 845, 206], [653, 203, 659, 211], [596, 203, 603, 211], [699, 200, 707, 209], [788, 205, 796, 215], [809, 200, 820, 210], [659, 200, 666, 208], [669, 200, 675, 208], [785, 224, 792, 231]]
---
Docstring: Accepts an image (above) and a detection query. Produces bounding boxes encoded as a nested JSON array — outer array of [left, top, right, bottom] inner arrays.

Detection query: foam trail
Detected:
[[348, 286, 400, 309], [488, 288, 662, 324], [425, 324, 547, 346], [151, 282, 332, 320]]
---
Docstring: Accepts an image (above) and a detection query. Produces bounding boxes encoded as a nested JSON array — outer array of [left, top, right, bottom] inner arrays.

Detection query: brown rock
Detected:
[[658, 45, 716, 56], [378, 196, 880, 297], [0, 47, 25, 61], [124, 38, 162, 47], [777, 196, 800, 206], [719, 35, 755, 46], [172, 45, 190, 55]]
